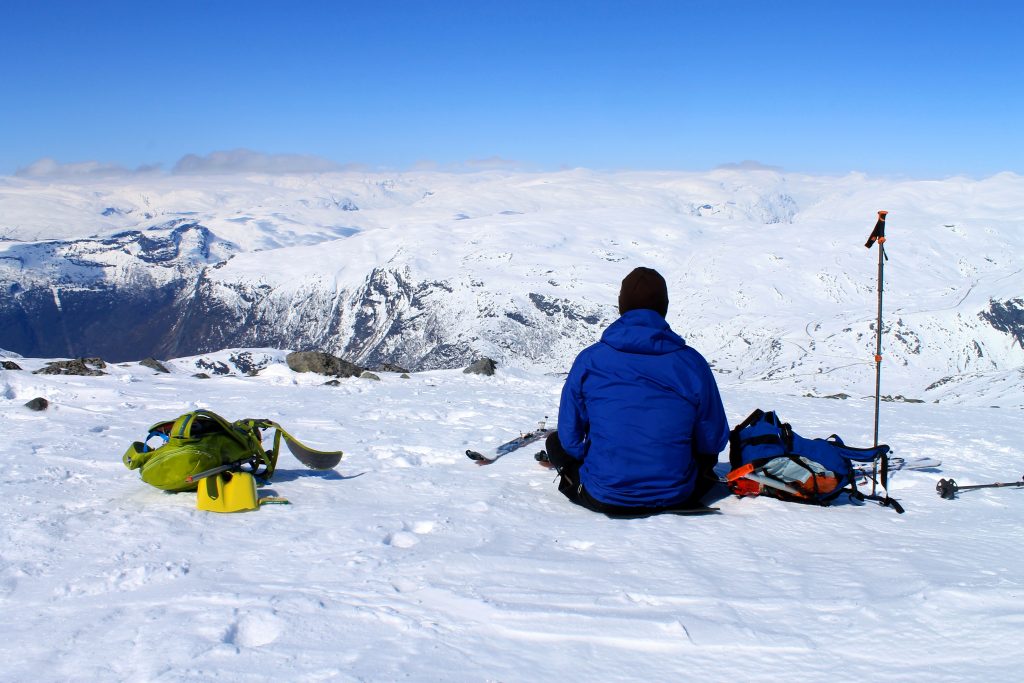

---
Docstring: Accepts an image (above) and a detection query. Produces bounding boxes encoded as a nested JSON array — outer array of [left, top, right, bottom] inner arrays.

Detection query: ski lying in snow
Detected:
[[283, 433, 343, 470], [274, 432, 342, 471], [252, 419, 343, 470], [853, 456, 942, 477], [605, 506, 721, 519], [466, 426, 557, 463]]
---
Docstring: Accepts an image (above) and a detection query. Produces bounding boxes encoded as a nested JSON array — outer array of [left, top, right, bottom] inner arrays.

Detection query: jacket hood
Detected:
[[600, 309, 687, 355]]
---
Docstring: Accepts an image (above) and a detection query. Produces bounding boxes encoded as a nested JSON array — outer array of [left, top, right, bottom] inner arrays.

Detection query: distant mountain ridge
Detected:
[[2, 169, 1022, 403]]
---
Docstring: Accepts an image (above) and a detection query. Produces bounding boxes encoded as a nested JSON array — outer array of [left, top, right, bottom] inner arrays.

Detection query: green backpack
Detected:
[[123, 410, 341, 492]]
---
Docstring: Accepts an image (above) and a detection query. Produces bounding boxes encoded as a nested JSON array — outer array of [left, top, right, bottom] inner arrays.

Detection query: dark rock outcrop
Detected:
[[286, 351, 364, 377], [463, 357, 497, 376], [981, 298, 1024, 349], [375, 362, 411, 374], [24, 397, 49, 411], [33, 358, 107, 376], [140, 358, 170, 373]]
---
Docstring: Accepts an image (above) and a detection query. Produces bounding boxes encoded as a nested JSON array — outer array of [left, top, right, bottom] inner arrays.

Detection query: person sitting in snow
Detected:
[[544, 267, 730, 515]]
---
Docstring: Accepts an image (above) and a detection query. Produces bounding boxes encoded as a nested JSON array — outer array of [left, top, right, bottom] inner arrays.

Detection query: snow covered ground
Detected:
[[2, 351, 1022, 681]]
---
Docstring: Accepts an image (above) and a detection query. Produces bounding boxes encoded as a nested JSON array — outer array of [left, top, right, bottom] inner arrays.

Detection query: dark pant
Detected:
[[544, 432, 715, 517]]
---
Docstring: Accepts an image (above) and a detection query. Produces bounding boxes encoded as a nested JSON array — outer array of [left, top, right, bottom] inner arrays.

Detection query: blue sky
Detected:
[[2, 0, 1021, 178]]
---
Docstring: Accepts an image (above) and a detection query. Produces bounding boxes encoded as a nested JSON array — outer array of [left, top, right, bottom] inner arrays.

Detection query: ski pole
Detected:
[[936, 475, 1024, 500], [865, 210, 888, 492], [862, 210, 905, 514]]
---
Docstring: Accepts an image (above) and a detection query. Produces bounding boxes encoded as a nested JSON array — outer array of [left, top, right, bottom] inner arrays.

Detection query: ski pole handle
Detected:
[[936, 478, 958, 499], [865, 211, 888, 248]]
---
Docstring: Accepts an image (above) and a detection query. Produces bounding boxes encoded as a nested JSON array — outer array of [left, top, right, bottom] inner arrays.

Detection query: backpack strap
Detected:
[[737, 434, 786, 449], [229, 417, 279, 479], [781, 454, 826, 500]]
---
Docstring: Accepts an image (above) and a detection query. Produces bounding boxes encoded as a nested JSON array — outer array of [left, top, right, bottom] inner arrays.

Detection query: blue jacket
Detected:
[[558, 309, 729, 507]]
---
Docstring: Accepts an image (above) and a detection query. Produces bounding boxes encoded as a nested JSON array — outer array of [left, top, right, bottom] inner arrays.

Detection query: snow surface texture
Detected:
[[2, 169, 1023, 403], [1, 350, 1022, 681]]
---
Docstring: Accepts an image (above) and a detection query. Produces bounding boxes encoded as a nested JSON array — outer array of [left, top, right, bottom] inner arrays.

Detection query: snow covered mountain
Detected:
[[3, 174, 1024, 681], [2, 169, 1022, 405]]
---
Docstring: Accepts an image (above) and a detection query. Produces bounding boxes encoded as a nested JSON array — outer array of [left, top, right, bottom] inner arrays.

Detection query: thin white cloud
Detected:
[[409, 159, 441, 172], [409, 157, 530, 173], [714, 160, 784, 172], [15, 157, 161, 179], [12, 151, 524, 180], [462, 156, 524, 171], [172, 149, 342, 174]]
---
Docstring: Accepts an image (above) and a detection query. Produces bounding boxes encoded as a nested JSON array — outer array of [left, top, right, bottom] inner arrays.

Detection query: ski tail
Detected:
[[854, 456, 941, 476], [466, 426, 556, 463]]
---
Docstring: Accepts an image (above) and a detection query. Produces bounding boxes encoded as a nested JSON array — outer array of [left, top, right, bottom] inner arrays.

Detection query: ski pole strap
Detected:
[[882, 495, 904, 514], [856, 491, 905, 514]]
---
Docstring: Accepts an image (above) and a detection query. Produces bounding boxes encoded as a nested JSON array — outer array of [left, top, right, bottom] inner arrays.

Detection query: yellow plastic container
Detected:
[[196, 471, 259, 513]]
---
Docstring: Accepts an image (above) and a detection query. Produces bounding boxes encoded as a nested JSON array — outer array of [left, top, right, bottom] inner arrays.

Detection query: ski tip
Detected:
[[284, 436, 342, 470], [465, 450, 491, 462]]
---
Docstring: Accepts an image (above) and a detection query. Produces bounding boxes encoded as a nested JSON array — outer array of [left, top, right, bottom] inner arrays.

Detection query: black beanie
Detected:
[[618, 267, 669, 317]]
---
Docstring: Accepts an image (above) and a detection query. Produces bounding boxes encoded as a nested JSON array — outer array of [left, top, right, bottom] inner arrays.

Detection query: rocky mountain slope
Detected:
[[2, 169, 1022, 404]]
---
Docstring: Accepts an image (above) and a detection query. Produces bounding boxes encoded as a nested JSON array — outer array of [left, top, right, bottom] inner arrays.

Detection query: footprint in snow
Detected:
[[567, 540, 595, 551], [383, 519, 437, 548], [56, 560, 189, 597]]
